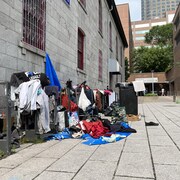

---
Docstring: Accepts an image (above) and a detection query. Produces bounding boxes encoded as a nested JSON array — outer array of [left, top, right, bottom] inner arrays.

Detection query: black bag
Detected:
[[104, 106, 113, 116]]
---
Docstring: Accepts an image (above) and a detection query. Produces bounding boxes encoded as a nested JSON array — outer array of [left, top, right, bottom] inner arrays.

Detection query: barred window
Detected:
[[78, 28, 85, 70], [23, 0, 46, 51], [99, 0, 102, 34]]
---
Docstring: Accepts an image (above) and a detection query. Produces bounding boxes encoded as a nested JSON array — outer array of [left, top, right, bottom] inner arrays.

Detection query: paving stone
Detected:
[[72, 142, 99, 151], [0, 158, 56, 180], [151, 146, 180, 165], [147, 128, 167, 136], [14, 143, 33, 152], [127, 130, 147, 140], [116, 152, 154, 179], [47, 149, 93, 173], [148, 135, 174, 146], [162, 126, 180, 133], [34, 171, 75, 180], [0, 168, 12, 176], [123, 139, 150, 153], [90, 143, 123, 162], [168, 133, 180, 142], [28, 140, 58, 150], [73, 160, 116, 180], [0, 148, 45, 168], [155, 164, 180, 180], [36, 139, 81, 158], [175, 141, 180, 149]]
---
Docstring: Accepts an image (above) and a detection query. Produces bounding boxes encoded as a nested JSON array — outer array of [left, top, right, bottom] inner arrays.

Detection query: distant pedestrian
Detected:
[[161, 88, 165, 96]]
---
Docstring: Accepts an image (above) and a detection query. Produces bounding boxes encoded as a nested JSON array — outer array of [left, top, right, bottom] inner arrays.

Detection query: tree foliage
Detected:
[[144, 23, 173, 46], [132, 24, 173, 73], [132, 46, 172, 73], [125, 57, 130, 81]]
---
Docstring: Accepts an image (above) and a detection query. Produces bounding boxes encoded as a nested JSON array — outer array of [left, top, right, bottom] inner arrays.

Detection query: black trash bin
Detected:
[[116, 83, 138, 115]]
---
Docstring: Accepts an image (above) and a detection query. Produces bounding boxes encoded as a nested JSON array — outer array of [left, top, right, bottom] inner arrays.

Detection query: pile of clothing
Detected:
[[104, 102, 127, 122], [45, 115, 136, 145]]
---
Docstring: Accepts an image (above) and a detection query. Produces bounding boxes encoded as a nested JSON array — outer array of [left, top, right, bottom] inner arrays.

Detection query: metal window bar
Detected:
[[23, 0, 46, 51], [78, 30, 84, 70], [99, 0, 102, 33]]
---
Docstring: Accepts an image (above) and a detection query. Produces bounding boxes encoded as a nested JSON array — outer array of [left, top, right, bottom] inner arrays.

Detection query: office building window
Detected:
[[98, 50, 102, 80], [135, 36, 145, 41], [78, 28, 85, 70], [135, 30, 149, 34], [99, 0, 102, 34], [23, 0, 46, 51]]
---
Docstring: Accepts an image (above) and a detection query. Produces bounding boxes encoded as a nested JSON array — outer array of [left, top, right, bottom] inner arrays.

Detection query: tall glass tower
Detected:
[[141, 0, 180, 20]]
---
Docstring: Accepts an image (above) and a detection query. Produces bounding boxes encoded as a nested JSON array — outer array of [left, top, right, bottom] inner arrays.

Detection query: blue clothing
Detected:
[[45, 53, 61, 91]]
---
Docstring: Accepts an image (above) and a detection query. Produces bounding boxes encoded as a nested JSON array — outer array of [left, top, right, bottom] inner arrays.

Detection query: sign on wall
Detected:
[[135, 78, 158, 83]]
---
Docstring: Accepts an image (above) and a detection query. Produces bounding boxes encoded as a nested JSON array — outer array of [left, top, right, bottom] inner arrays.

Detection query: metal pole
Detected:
[[152, 70, 154, 94], [6, 83, 11, 155]]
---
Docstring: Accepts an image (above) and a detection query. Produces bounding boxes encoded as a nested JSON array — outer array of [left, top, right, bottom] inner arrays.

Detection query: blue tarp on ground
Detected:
[[45, 53, 61, 91], [45, 131, 131, 146], [81, 132, 131, 145]]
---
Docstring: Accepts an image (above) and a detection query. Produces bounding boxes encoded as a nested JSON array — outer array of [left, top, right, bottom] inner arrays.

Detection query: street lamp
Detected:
[[151, 70, 154, 94]]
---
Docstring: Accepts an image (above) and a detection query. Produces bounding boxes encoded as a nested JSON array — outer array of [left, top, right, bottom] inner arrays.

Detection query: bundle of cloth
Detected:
[[10, 72, 51, 134]]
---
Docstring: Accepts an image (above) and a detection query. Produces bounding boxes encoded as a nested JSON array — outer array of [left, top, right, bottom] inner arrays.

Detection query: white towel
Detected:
[[132, 81, 145, 92]]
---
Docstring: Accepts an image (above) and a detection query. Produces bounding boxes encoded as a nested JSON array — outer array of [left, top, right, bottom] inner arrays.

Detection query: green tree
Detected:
[[132, 46, 172, 73], [144, 23, 173, 46], [125, 57, 130, 81], [132, 24, 173, 72]]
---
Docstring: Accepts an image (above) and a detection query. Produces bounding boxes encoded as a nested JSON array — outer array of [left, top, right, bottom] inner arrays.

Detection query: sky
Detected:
[[115, 0, 141, 21]]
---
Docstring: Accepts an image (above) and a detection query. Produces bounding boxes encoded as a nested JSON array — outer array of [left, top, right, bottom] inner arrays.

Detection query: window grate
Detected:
[[23, 0, 46, 51], [78, 28, 84, 70], [99, 0, 102, 33]]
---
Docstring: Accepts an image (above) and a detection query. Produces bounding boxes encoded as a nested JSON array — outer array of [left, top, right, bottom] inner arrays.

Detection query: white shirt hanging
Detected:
[[78, 87, 91, 111]]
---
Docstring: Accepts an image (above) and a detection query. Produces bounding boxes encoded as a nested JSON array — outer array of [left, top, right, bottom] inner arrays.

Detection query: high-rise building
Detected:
[[141, 0, 180, 20], [132, 10, 175, 48]]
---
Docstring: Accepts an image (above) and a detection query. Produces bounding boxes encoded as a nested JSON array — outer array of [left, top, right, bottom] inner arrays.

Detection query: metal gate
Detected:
[[0, 82, 11, 155]]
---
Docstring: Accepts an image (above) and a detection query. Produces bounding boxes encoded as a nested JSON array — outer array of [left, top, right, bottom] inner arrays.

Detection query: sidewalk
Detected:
[[0, 97, 180, 180]]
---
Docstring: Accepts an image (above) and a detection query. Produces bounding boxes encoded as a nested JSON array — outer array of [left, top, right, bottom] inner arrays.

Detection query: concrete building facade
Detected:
[[0, 0, 127, 92], [167, 3, 180, 101], [116, 4, 134, 70], [141, 0, 179, 20], [132, 11, 175, 48]]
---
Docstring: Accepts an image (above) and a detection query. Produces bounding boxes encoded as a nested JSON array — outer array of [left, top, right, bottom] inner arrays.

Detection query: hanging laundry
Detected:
[[132, 81, 145, 92], [78, 87, 91, 111]]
